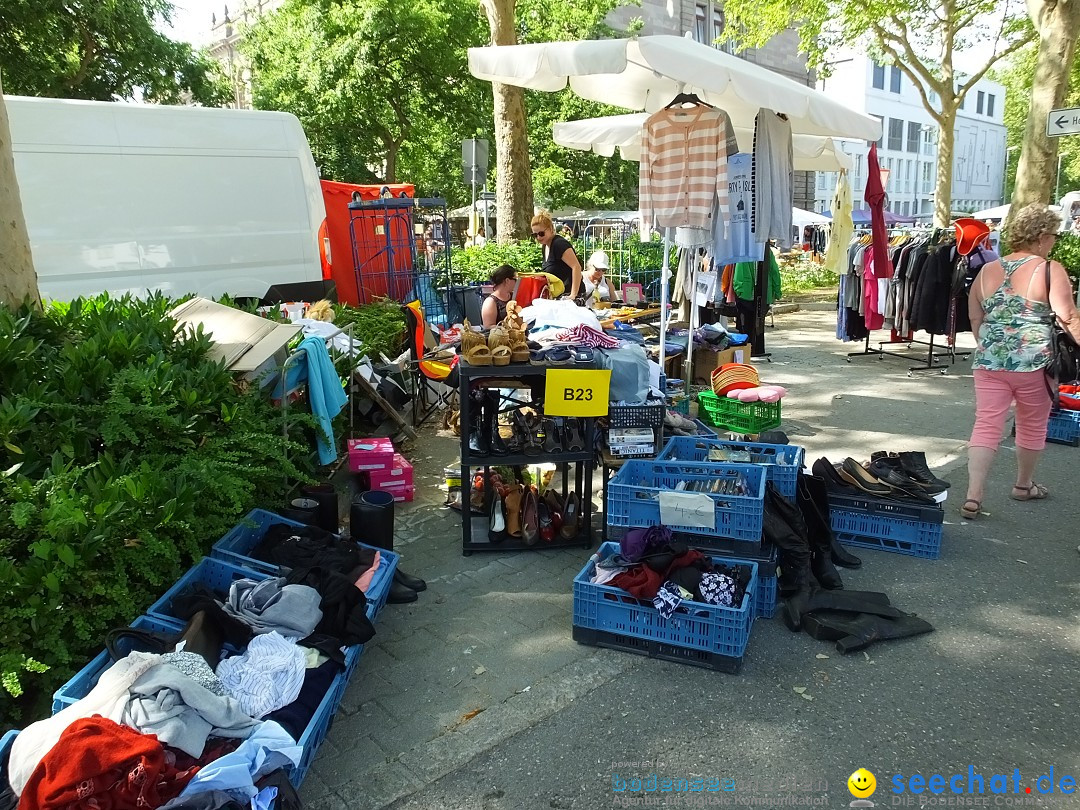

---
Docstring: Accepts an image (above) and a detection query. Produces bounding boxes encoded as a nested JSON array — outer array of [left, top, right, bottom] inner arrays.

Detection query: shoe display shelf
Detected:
[[606, 460, 767, 546], [656, 437, 805, 500], [697, 390, 782, 435], [459, 362, 596, 555], [827, 491, 944, 560], [572, 542, 757, 673], [211, 508, 399, 619]]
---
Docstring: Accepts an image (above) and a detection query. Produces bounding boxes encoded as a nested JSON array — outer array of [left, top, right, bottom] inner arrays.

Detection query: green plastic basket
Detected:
[[697, 390, 781, 434]]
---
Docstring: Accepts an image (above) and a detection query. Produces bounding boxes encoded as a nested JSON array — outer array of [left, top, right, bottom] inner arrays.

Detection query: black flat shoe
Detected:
[[387, 580, 418, 604], [394, 568, 427, 592]]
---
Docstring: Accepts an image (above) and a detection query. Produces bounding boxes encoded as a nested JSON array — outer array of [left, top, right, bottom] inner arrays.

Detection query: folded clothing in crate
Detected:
[[573, 542, 757, 667]]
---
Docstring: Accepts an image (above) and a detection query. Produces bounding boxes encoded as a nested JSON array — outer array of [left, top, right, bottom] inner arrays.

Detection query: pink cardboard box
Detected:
[[348, 438, 395, 472], [368, 454, 414, 488], [385, 485, 415, 503]]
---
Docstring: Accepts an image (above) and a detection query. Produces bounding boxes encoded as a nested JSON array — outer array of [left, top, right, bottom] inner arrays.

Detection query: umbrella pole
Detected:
[[659, 229, 669, 384], [683, 259, 697, 388]]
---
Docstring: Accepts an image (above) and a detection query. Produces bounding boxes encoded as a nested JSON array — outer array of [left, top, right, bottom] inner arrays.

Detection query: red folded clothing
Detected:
[[608, 549, 706, 600], [20, 716, 198, 810], [1059, 384, 1080, 410]]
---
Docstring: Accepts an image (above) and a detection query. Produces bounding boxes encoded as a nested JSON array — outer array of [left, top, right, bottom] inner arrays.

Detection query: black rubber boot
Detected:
[[387, 580, 418, 604], [770, 482, 843, 590], [799, 473, 861, 569], [485, 395, 508, 456], [763, 483, 812, 632]]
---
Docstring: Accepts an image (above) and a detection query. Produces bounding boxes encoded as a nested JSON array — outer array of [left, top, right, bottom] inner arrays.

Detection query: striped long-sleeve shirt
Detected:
[[639, 105, 739, 231]]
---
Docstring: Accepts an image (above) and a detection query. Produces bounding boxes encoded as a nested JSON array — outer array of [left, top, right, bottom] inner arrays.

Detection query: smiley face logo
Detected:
[[848, 768, 877, 798]]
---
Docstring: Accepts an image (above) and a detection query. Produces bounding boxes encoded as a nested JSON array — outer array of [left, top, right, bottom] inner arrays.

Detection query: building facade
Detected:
[[812, 54, 1007, 219], [206, 0, 286, 109]]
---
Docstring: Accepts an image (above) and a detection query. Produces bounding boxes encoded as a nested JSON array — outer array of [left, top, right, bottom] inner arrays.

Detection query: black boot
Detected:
[[485, 396, 508, 457], [763, 483, 812, 632], [300, 483, 340, 533], [387, 580, 418, 604], [468, 398, 490, 457], [799, 473, 861, 569], [898, 451, 951, 489], [770, 482, 843, 591], [802, 609, 934, 653], [394, 568, 427, 592]]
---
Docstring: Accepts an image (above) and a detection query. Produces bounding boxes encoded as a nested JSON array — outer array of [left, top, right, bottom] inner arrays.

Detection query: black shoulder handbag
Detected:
[[1043, 260, 1080, 403]]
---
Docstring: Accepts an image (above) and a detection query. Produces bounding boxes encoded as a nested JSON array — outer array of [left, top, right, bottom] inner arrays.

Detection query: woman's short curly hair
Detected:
[[1009, 203, 1062, 247]]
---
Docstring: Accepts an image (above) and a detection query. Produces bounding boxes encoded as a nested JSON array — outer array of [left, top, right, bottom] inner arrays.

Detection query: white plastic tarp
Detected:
[[468, 36, 881, 141], [551, 113, 854, 171]]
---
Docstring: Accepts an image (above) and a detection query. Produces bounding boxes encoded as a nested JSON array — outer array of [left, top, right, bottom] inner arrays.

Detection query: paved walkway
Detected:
[[301, 311, 1080, 810]]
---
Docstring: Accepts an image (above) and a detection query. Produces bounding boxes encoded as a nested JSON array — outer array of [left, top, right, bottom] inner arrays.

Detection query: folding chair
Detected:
[[403, 300, 458, 426]]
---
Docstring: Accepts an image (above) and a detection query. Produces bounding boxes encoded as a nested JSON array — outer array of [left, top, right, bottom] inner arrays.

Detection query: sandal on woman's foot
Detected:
[[960, 499, 981, 520], [1010, 482, 1048, 501]]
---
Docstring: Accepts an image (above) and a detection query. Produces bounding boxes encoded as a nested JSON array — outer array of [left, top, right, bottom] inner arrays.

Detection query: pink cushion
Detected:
[[736, 388, 761, 402], [759, 388, 781, 403]]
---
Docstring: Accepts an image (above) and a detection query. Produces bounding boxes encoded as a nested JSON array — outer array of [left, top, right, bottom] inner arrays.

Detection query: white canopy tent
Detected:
[[552, 113, 854, 172], [971, 203, 1010, 221], [468, 35, 879, 379], [791, 207, 831, 227]]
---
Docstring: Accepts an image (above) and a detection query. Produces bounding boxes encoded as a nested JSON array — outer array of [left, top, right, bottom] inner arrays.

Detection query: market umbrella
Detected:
[[971, 203, 1010, 221], [791, 208, 831, 227], [552, 113, 855, 170], [864, 143, 890, 278], [469, 36, 880, 139], [469, 35, 881, 373]]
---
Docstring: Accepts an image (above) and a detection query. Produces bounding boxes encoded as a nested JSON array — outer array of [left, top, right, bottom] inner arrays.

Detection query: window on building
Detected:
[[694, 4, 707, 43], [977, 90, 984, 114], [902, 201, 910, 216], [922, 126, 936, 156], [907, 121, 921, 153], [987, 94, 995, 117], [922, 162, 932, 193], [958, 87, 965, 110], [855, 154, 864, 188], [890, 66, 901, 93], [712, 8, 725, 46], [888, 118, 904, 151], [906, 160, 913, 192], [872, 62, 885, 90]]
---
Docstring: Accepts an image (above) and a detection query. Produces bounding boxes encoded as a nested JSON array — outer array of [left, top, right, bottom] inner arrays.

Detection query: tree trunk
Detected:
[[1012, 0, 1080, 216], [933, 106, 957, 228], [0, 85, 41, 310], [481, 0, 534, 242]]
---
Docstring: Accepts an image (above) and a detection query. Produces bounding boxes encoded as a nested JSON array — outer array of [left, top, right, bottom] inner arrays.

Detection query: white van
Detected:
[[6, 96, 333, 303]]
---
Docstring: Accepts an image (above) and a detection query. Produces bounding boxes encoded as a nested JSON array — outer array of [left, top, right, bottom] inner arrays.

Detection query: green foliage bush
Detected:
[[0, 295, 310, 725], [1051, 232, 1080, 284], [332, 300, 408, 360]]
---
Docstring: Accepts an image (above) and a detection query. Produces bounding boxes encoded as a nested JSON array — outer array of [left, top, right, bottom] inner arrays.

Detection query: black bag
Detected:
[[1043, 260, 1080, 403]]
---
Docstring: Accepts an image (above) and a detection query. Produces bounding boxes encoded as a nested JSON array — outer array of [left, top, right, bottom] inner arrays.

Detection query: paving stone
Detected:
[[311, 733, 399, 790]]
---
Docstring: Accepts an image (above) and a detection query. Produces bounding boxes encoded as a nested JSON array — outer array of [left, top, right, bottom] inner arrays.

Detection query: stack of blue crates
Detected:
[[48, 508, 397, 791]]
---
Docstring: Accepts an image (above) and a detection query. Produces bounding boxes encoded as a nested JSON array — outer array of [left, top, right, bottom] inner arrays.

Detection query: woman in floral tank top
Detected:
[[962, 204, 1080, 520]]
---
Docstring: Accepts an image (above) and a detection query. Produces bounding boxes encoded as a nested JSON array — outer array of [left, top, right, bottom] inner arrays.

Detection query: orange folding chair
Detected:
[[403, 300, 458, 426]]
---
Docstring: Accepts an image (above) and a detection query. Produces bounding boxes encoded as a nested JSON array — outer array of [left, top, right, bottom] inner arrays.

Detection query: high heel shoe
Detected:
[[538, 502, 554, 542], [521, 488, 540, 545], [560, 491, 581, 540], [543, 489, 565, 534], [489, 489, 507, 543]]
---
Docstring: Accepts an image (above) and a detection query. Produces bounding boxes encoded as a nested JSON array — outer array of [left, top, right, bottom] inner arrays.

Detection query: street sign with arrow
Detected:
[[1047, 107, 1080, 137]]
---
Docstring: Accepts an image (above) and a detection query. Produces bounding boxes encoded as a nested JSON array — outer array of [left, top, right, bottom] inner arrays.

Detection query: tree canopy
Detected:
[[0, 0, 227, 104], [721, 0, 1033, 225], [1000, 45, 1080, 201]]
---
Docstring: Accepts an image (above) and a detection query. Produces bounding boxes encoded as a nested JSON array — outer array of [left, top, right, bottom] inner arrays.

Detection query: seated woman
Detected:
[[583, 250, 614, 302], [481, 264, 518, 328]]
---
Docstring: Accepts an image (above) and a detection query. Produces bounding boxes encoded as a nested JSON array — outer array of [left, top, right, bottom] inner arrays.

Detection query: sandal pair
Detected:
[[1010, 482, 1048, 501]]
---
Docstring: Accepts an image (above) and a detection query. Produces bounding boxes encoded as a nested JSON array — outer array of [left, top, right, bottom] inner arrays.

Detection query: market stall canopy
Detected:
[[469, 36, 881, 141], [792, 208, 831, 227], [828, 209, 917, 226], [551, 113, 854, 171], [971, 203, 1010, 220]]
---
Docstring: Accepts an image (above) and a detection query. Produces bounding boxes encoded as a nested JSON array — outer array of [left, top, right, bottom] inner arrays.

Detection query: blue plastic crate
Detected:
[[1047, 409, 1080, 446], [755, 573, 778, 619], [289, 669, 348, 788], [832, 509, 943, 559], [606, 460, 766, 542], [147, 557, 272, 623], [51, 615, 185, 714], [656, 438, 805, 500], [212, 509, 399, 619], [572, 542, 756, 671]]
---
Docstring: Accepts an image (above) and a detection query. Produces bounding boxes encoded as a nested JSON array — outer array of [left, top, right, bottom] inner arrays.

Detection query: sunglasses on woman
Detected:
[[531, 230, 546, 238]]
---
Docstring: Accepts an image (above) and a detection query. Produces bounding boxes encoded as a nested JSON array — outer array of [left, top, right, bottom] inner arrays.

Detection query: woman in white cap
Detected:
[[583, 250, 614, 303]]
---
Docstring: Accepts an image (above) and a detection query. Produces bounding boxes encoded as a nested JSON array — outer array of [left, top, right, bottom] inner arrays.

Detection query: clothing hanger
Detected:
[[665, 92, 712, 108]]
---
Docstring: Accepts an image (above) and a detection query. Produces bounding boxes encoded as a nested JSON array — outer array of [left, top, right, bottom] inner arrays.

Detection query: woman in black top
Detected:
[[531, 212, 582, 300], [481, 264, 517, 327]]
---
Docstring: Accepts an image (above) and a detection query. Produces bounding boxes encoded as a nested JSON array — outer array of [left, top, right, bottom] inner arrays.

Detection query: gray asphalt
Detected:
[[304, 310, 1080, 810]]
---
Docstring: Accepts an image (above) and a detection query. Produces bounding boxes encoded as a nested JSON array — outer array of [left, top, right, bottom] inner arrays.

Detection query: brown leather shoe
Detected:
[[502, 485, 524, 538], [560, 491, 582, 540], [521, 487, 540, 545], [838, 458, 894, 496]]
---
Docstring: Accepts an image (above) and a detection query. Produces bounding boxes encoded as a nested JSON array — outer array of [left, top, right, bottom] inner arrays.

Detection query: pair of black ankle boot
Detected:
[[763, 474, 862, 632]]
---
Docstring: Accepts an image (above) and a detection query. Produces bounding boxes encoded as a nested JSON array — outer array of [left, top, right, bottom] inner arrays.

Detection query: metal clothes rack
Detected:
[[846, 331, 968, 376]]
